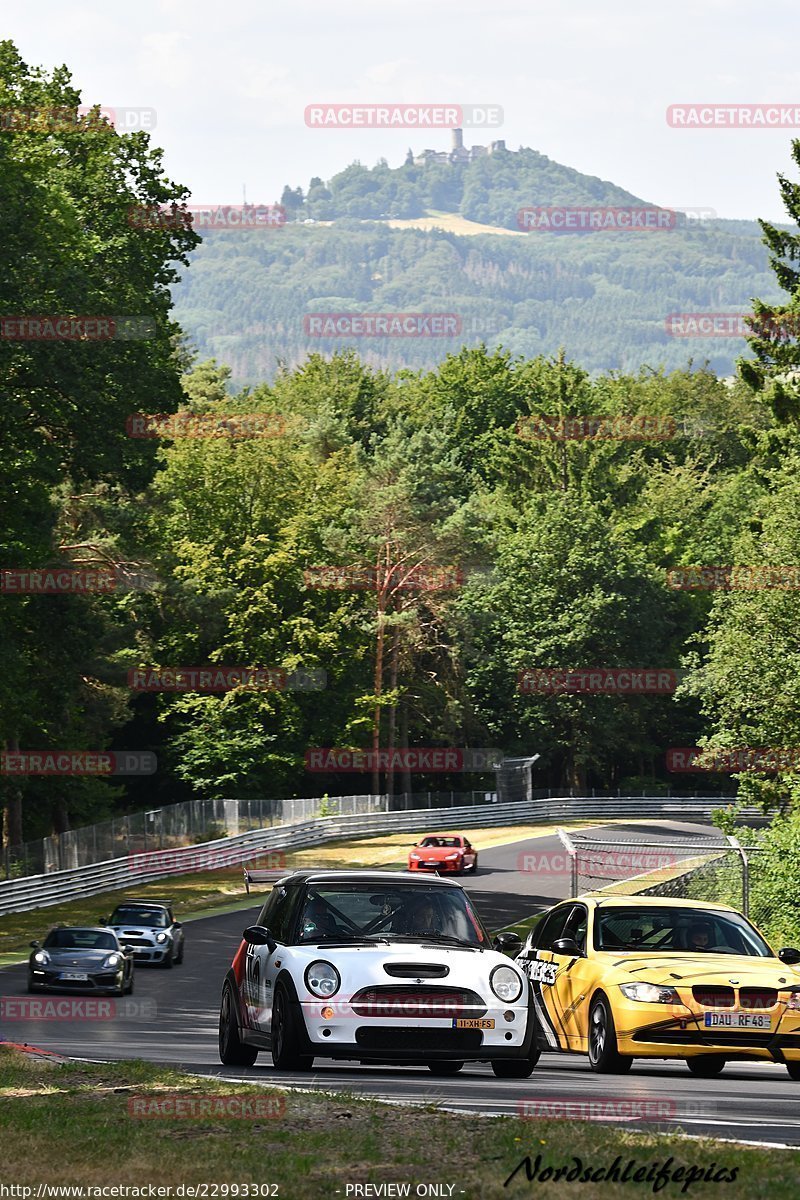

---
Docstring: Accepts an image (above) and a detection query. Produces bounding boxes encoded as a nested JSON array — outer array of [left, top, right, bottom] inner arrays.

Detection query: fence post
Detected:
[[727, 835, 749, 916], [557, 827, 578, 896]]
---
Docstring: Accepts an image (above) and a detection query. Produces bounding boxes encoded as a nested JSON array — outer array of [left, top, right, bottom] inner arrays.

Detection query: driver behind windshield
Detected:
[[299, 895, 341, 941], [406, 899, 440, 936], [688, 920, 715, 952]]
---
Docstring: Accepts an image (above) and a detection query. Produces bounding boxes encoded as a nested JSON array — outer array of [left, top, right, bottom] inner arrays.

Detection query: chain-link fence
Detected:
[[0, 789, 506, 879], [556, 828, 774, 931]]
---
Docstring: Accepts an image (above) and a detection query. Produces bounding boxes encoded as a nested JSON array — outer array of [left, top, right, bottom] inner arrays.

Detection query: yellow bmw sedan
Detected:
[[514, 895, 800, 1079]]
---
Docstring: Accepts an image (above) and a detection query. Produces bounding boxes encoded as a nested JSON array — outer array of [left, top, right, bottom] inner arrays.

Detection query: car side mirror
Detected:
[[121, 944, 133, 953], [98, 918, 107, 925], [30, 940, 40, 949], [243, 925, 277, 951], [553, 937, 583, 957], [173, 921, 182, 928], [493, 931, 522, 954], [778, 947, 800, 965]]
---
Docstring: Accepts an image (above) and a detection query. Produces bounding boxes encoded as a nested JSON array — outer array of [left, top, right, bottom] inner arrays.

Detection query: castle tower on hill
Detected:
[[414, 129, 511, 167]]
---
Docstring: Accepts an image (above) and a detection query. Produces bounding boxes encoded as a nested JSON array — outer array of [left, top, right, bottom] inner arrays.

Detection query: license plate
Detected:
[[425, 861, 438, 866], [453, 1018, 495, 1029], [60, 971, 88, 981], [703, 1012, 771, 1029]]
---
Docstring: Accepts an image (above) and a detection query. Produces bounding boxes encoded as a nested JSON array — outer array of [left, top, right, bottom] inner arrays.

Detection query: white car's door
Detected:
[[250, 884, 304, 1037]]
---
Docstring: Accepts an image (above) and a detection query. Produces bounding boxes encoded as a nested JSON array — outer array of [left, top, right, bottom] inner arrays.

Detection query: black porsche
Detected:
[[28, 926, 134, 995]]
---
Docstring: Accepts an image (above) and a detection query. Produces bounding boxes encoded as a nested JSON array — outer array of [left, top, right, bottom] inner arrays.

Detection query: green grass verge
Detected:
[[0, 1047, 796, 1198]]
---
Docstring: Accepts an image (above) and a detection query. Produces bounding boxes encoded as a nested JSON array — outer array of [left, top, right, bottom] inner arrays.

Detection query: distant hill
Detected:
[[171, 147, 780, 382]]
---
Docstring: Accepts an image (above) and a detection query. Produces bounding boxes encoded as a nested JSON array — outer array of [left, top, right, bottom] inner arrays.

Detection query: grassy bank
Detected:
[[0, 1047, 796, 1199]]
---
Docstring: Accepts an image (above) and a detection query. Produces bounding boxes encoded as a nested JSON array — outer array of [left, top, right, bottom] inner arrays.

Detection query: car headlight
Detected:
[[619, 982, 680, 1004], [103, 953, 122, 969], [490, 964, 523, 1003], [305, 961, 341, 998], [33, 951, 49, 966], [410, 853, 421, 860], [445, 853, 459, 860], [155, 933, 169, 944]]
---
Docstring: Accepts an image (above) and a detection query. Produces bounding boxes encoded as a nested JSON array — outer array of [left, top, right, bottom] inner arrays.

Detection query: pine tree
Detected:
[[738, 139, 800, 423]]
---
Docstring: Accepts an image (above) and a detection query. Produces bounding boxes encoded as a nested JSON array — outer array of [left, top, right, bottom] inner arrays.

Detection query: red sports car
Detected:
[[408, 835, 478, 874]]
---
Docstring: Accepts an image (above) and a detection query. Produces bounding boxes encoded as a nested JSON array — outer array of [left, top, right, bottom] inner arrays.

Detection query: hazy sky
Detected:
[[6, 0, 800, 221]]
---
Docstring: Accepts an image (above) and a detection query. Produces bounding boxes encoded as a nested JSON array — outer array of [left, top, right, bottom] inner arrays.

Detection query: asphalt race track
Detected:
[[2, 820, 798, 1147]]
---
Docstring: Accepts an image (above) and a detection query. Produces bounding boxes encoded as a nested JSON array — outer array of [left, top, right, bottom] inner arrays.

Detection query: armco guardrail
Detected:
[[0, 794, 758, 917]]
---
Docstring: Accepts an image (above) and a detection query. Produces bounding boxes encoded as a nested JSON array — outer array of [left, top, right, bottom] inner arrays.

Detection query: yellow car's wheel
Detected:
[[787, 1061, 800, 1081], [588, 994, 633, 1074], [686, 1055, 726, 1077]]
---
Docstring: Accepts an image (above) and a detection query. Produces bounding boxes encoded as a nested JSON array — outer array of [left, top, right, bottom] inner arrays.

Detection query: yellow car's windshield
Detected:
[[594, 906, 772, 957]]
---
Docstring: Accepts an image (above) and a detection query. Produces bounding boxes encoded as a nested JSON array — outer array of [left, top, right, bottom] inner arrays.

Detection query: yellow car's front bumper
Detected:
[[612, 996, 800, 1061]]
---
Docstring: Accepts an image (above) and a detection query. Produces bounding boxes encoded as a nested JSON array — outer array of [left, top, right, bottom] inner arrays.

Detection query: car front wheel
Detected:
[[271, 985, 313, 1071], [686, 1055, 726, 1077], [588, 995, 633, 1074], [786, 1061, 800, 1081], [219, 983, 258, 1067]]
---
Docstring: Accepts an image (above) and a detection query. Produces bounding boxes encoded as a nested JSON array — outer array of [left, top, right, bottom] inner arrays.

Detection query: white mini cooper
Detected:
[[218, 870, 535, 1076]]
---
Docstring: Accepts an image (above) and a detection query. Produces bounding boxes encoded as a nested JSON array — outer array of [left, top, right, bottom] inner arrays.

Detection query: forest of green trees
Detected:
[[3, 42, 800, 926], [173, 211, 780, 383]]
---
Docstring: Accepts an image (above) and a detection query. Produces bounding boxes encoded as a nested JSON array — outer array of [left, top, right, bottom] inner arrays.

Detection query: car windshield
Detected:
[[594, 906, 772, 957], [43, 929, 118, 951], [419, 837, 460, 848], [296, 884, 487, 946], [110, 906, 169, 928]]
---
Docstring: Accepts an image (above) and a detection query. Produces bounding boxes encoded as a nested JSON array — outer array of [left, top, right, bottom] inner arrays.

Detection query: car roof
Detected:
[[574, 894, 739, 913], [113, 899, 173, 907], [272, 869, 463, 888], [47, 926, 117, 934]]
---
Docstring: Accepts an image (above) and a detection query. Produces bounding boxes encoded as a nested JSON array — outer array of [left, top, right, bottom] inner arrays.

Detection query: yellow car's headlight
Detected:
[[619, 982, 680, 1004]]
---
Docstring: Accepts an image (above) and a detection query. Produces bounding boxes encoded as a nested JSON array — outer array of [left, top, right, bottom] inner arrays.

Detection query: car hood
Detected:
[[36, 949, 115, 966], [282, 942, 523, 999], [599, 952, 800, 988]]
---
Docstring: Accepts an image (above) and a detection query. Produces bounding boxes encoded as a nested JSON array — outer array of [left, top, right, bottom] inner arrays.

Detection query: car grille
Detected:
[[692, 986, 734, 1008], [633, 1028, 800, 1049], [351, 986, 485, 1017], [355, 1027, 483, 1052], [383, 963, 449, 979], [739, 987, 778, 1010], [122, 937, 154, 946]]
